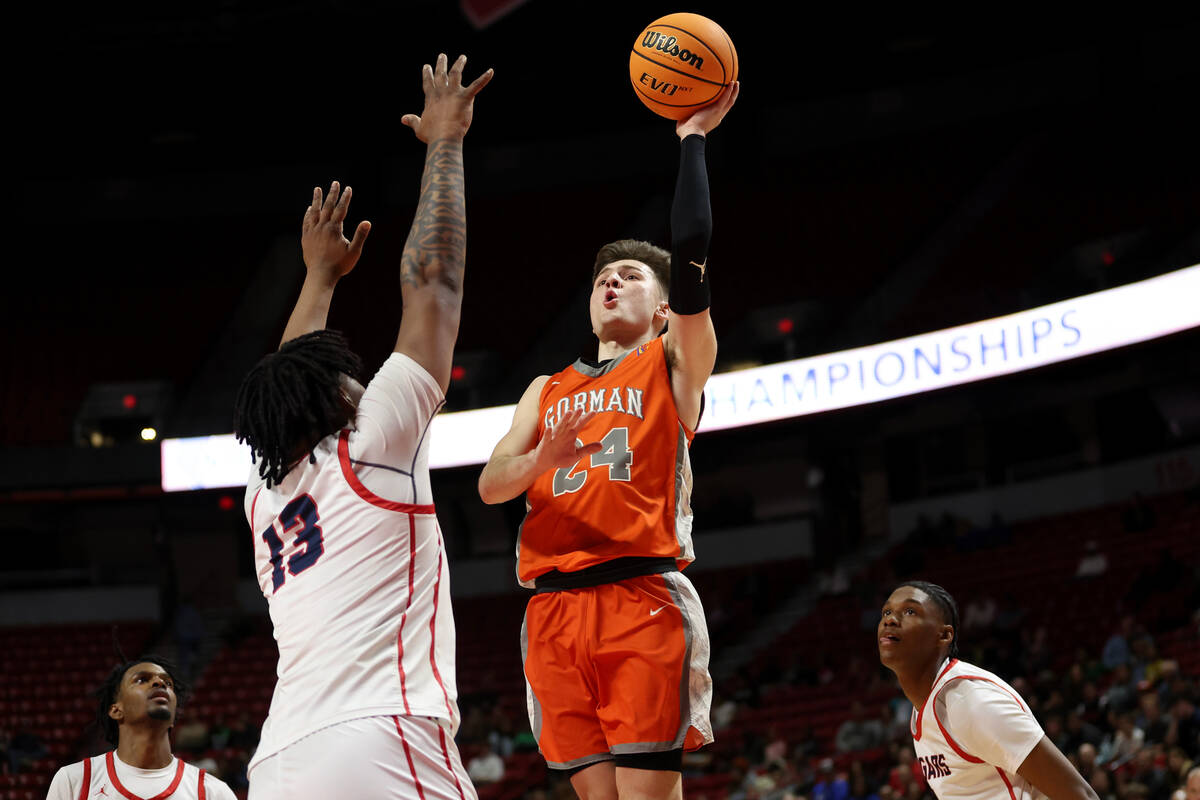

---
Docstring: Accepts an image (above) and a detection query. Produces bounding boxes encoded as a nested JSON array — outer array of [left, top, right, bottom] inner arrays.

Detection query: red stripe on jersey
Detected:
[[198, 769, 206, 800], [105, 752, 185, 800], [912, 658, 957, 742], [428, 541, 453, 720], [338, 431, 435, 514], [79, 757, 91, 800], [249, 487, 262, 538], [437, 723, 468, 800], [996, 767, 1018, 800], [395, 512, 416, 715], [394, 716, 428, 800]]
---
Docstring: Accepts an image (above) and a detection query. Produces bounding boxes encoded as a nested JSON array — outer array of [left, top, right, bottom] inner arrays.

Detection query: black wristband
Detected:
[[669, 134, 712, 315]]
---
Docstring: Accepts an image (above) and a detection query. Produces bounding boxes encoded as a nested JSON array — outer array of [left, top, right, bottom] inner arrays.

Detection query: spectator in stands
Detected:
[[1099, 711, 1144, 766], [1166, 748, 1194, 794], [173, 716, 210, 751], [1064, 710, 1105, 754], [962, 593, 996, 633], [887, 747, 924, 795], [811, 758, 849, 800], [1168, 697, 1200, 757], [1141, 692, 1172, 745], [1129, 745, 1170, 799], [46, 656, 237, 799], [835, 701, 883, 753], [1132, 636, 1168, 688], [1103, 665, 1138, 714], [712, 691, 740, 731], [208, 713, 232, 749], [6, 728, 46, 774], [467, 741, 505, 785], [487, 705, 515, 758], [1103, 616, 1137, 670], [1075, 539, 1109, 579], [1185, 765, 1200, 800], [1075, 742, 1099, 782], [1090, 768, 1117, 800], [227, 712, 257, 750]]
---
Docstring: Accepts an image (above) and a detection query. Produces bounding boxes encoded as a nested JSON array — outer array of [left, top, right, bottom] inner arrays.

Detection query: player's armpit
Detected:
[[1015, 736, 1100, 800], [664, 310, 716, 431], [477, 376, 550, 504]]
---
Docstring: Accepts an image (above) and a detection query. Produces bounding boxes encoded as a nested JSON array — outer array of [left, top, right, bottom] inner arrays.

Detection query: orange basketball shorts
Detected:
[[520, 571, 714, 770]]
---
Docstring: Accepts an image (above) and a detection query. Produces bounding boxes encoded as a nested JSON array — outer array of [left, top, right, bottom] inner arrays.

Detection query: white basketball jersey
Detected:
[[244, 353, 458, 771], [910, 658, 1046, 800], [46, 752, 237, 800]]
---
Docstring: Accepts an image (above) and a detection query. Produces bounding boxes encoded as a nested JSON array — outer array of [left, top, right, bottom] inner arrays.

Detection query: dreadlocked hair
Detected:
[[95, 655, 190, 746], [897, 580, 960, 659], [233, 329, 363, 488]]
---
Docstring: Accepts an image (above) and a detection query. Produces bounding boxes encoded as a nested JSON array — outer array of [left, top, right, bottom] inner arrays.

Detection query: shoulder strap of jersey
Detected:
[[197, 768, 206, 800], [78, 757, 92, 800]]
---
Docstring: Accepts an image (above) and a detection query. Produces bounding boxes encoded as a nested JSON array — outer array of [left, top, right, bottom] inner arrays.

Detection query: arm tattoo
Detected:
[[400, 138, 467, 292]]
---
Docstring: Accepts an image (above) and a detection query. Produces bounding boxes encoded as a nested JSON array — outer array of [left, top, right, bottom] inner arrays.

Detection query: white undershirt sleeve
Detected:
[[937, 679, 1045, 775]]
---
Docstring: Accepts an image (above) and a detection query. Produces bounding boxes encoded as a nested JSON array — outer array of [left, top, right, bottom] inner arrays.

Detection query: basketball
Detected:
[[629, 12, 738, 120]]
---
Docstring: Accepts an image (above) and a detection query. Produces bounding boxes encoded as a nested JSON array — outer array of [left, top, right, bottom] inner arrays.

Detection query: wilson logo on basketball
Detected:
[[641, 32, 705, 69]]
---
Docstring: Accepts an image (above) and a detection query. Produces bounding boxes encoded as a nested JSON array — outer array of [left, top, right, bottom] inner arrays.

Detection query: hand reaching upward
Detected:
[[401, 54, 493, 143], [301, 181, 371, 282]]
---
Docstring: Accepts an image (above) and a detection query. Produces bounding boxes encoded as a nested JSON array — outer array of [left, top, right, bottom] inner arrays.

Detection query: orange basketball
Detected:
[[629, 12, 738, 120]]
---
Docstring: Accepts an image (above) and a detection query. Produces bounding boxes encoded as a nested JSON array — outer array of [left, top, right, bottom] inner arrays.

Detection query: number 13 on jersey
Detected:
[[260, 494, 325, 592], [553, 427, 632, 496]]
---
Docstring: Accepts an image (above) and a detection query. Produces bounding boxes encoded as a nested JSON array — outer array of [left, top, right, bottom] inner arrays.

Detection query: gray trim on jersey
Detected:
[[520, 610, 544, 745], [662, 572, 695, 750], [515, 497, 533, 589], [610, 741, 681, 755], [673, 423, 695, 562], [570, 346, 637, 378], [545, 752, 615, 771]]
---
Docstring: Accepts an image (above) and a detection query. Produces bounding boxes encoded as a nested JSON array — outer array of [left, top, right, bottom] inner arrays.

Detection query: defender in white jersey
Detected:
[[232, 53, 492, 800], [878, 581, 1098, 800], [47, 658, 237, 800]]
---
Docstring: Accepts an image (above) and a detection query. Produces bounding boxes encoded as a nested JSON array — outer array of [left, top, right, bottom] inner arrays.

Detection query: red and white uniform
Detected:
[[244, 353, 471, 800], [911, 658, 1046, 800], [46, 752, 237, 800]]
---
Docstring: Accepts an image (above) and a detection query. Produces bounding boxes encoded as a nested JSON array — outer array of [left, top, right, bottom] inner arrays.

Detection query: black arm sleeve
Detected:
[[669, 133, 713, 315]]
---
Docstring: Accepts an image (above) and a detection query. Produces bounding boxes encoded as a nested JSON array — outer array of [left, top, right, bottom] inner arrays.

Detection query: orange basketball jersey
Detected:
[[517, 336, 696, 587]]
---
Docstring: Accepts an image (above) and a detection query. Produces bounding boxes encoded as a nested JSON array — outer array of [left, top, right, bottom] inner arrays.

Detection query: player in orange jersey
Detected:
[[478, 81, 739, 800]]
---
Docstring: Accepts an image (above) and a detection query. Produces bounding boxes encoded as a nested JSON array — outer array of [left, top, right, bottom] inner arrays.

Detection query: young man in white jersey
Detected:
[[232, 54, 491, 800], [878, 581, 1098, 800], [46, 657, 238, 800]]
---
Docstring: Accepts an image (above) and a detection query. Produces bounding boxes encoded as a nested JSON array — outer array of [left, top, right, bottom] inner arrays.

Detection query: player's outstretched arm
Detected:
[[279, 181, 372, 347], [1016, 736, 1100, 800], [663, 81, 739, 430], [393, 53, 493, 392], [478, 377, 602, 504]]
